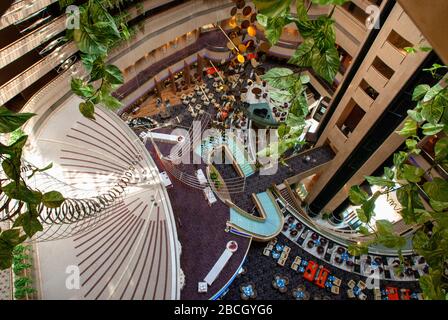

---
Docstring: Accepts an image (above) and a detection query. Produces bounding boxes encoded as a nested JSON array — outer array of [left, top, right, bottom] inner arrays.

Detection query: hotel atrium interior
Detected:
[[0, 0, 448, 303]]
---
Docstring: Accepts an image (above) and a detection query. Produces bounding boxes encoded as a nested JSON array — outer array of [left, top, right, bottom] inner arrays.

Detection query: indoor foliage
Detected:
[[61, 0, 132, 119], [253, 0, 447, 300], [0, 0, 134, 271], [257, 67, 309, 158], [252, 0, 347, 158], [254, 0, 347, 83], [0, 108, 65, 270], [347, 64, 448, 300]]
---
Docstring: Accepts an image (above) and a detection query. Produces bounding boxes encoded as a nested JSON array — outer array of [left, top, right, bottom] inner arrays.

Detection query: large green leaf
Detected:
[[419, 270, 446, 300], [407, 109, 424, 122], [288, 38, 316, 67], [1, 157, 21, 182], [0, 135, 28, 156], [290, 91, 309, 117], [412, 84, 430, 101], [0, 229, 27, 270], [313, 46, 340, 83], [422, 123, 444, 136], [89, 56, 106, 82], [79, 101, 95, 120], [42, 191, 65, 208], [397, 119, 418, 137], [348, 185, 368, 205], [105, 65, 124, 85], [421, 86, 446, 124], [0, 107, 35, 134], [261, 68, 295, 89], [1, 182, 42, 205], [269, 89, 292, 102], [365, 175, 395, 188], [397, 185, 424, 224], [13, 210, 43, 238], [80, 53, 97, 73], [399, 164, 425, 183], [360, 194, 378, 224], [423, 178, 448, 202], [435, 137, 448, 161], [73, 26, 108, 55], [375, 220, 407, 248], [258, 12, 292, 45], [71, 78, 95, 98], [100, 93, 122, 110], [289, 36, 339, 83], [253, 0, 293, 17], [430, 199, 448, 212]]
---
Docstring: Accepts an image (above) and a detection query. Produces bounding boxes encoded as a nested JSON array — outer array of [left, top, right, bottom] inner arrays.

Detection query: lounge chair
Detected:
[[331, 286, 340, 295], [374, 288, 382, 300], [333, 277, 342, 286], [347, 280, 356, 289], [347, 289, 355, 299], [357, 280, 367, 290], [277, 257, 286, 266]]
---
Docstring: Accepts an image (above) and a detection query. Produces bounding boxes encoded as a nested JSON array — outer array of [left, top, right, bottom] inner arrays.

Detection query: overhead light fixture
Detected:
[[56, 55, 77, 74], [14, 7, 45, 25], [20, 15, 52, 33], [39, 36, 66, 55]]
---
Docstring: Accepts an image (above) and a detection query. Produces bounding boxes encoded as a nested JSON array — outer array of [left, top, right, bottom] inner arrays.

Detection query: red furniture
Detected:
[[401, 289, 411, 300], [386, 286, 399, 300], [303, 261, 318, 282], [315, 267, 330, 289], [206, 67, 219, 75]]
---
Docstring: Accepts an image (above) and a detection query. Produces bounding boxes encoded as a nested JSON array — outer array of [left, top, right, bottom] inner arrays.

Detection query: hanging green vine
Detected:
[[254, 0, 348, 83], [0, 108, 65, 270], [347, 63, 448, 300], [253, 1, 448, 300], [62, 0, 132, 119]]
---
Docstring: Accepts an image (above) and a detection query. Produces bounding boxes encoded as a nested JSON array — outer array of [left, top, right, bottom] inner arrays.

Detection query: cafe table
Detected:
[[303, 261, 318, 282], [386, 286, 400, 300], [315, 267, 330, 289]]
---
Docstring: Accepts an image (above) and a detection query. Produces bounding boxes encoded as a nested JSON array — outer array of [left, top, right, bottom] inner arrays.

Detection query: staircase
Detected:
[[196, 134, 255, 177], [276, 184, 302, 213]]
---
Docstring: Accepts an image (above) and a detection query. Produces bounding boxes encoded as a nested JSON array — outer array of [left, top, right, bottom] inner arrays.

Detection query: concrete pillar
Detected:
[[184, 62, 191, 86], [154, 78, 163, 98], [168, 69, 177, 94]]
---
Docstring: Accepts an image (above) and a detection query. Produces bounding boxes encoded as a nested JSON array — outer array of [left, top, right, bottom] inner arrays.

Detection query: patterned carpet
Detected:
[[221, 234, 421, 301], [0, 269, 11, 300]]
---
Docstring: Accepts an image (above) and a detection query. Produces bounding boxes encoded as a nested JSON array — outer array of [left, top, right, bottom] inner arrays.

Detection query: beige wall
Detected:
[[0, 0, 58, 30], [398, 0, 448, 64], [323, 118, 406, 212], [306, 3, 431, 207]]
